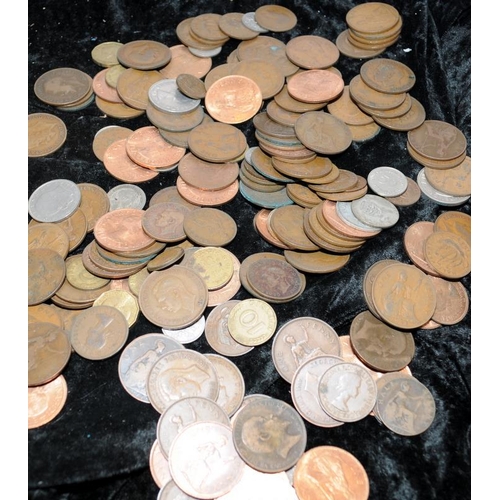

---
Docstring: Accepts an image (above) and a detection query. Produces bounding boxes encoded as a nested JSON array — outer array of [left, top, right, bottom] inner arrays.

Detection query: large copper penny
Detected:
[[159, 44, 213, 79], [434, 210, 471, 246], [232, 59, 285, 99], [360, 57, 416, 94], [77, 183, 110, 232], [403, 220, 440, 276], [28, 222, 70, 259], [34, 67, 91, 106], [116, 68, 164, 110], [28, 248, 66, 306], [28, 374, 68, 429], [428, 275, 470, 325], [287, 70, 344, 104], [349, 74, 407, 110], [293, 445, 369, 500], [183, 207, 237, 246], [424, 156, 471, 196], [284, 249, 350, 274], [139, 266, 208, 329], [149, 439, 172, 489], [141, 202, 190, 243], [28, 113, 67, 157], [117, 39, 172, 70], [346, 2, 400, 34], [254, 4, 297, 32], [286, 35, 340, 69]]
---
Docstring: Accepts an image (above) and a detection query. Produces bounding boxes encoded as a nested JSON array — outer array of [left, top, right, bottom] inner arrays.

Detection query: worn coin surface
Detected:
[[117, 39, 172, 70], [107, 184, 147, 211], [149, 439, 172, 489], [116, 68, 164, 110], [34, 67, 92, 106], [93, 289, 140, 327], [141, 202, 190, 243], [360, 57, 416, 94], [28, 248, 66, 306], [351, 194, 399, 228], [416, 168, 470, 206], [183, 207, 237, 246], [159, 44, 213, 79], [28, 222, 70, 259], [367, 166, 408, 197], [287, 70, 344, 104], [428, 275, 470, 325], [254, 4, 297, 32], [28, 374, 68, 429], [285, 34, 340, 69], [182, 246, 234, 290], [28, 113, 67, 157], [403, 220, 440, 276], [92, 125, 133, 161], [284, 249, 350, 274], [434, 210, 471, 246], [424, 156, 471, 197], [29, 179, 81, 223], [385, 176, 421, 206]]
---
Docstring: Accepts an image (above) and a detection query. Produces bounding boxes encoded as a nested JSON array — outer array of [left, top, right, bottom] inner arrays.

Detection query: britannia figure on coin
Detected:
[[385, 380, 421, 432], [285, 325, 327, 367]]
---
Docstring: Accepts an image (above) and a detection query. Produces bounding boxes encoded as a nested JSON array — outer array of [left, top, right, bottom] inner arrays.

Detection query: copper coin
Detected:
[[286, 183, 322, 208], [69, 304, 129, 360], [274, 85, 326, 113], [77, 183, 110, 232], [385, 176, 421, 207], [176, 177, 239, 207], [363, 260, 399, 320], [190, 13, 228, 42], [34, 67, 91, 106], [254, 4, 298, 32], [95, 95, 145, 118], [408, 140, 468, 170], [348, 122, 381, 143], [28, 322, 71, 386], [94, 208, 155, 253], [149, 439, 172, 488], [359, 92, 412, 119], [326, 86, 373, 126], [183, 207, 237, 246], [416, 168, 470, 206], [92, 125, 133, 161], [117, 39, 171, 70], [205, 300, 254, 357], [147, 246, 185, 272], [407, 119, 467, 161], [188, 121, 247, 162], [434, 210, 471, 246], [293, 445, 369, 500], [360, 57, 416, 94], [149, 185, 198, 210], [376, 373, 436, 436], [159, 44, 213, 79], [346, 2, 400, 33], [266, 100, 302, 127], [371, 262, 437, 329], [28, 113, 67, 158], [176, 73, 206, 99], [286, 35, 340, 69], [350, 310, 415, 372], [335, 29, 385, 59], [28, 248, 66, 306], [103, 138, 159, 183], [428, 275, 469, 325], [284, 249, 350, 274], [65, 254, 110, 291], [92, 68, 123, 103], [218, 12, 260, 40], [28, 304, 64, 329], [204, 62, 239, 90], [424, 230, 471, 279], [176, 17, 225, 51], [271, 156, 331, 180], [287, 70, 344, 104], [254, 209, 292, 249], [232, 59, 285, 100], [28, 222, 70, 260], [28, 374, 68, 429], [403, 220, 440, 276], [373, 97, 426, 131], [141, 202, 191, 243], [139, 266, 208, 329], [349, 74, 407, 110], [116, 68, 164, 110], [232, 396, 307, 473], [205, 75, 262, 124], [424, 156, 471, 196], [309, 168, 359, 193], [322, 200, 379, 239]]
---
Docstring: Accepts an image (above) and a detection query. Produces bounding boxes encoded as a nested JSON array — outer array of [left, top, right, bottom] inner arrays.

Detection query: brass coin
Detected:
[[284, 249, 350, 274], [92, 68, 123, 103], [28, 113, 67, 158], [65, 254, 110, 291], [28, 248, 66, 306], [183, 207, 237, 247], [117, 39, 172, 70], [34, 67, 92, 106], [287, 70, 344, 104], [183, 246, 235, 290], [93, 289, 140, 327], [28, 374, 68, 429], [254, 4, 298, 32], [104, 64, 127, 88], [91, 41, 123, 67]]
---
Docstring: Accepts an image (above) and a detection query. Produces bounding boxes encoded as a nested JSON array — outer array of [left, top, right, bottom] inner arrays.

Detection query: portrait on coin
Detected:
[[323, 371, 362, 412], [158, 364, 211, 402], [153, 273, 201, 315]]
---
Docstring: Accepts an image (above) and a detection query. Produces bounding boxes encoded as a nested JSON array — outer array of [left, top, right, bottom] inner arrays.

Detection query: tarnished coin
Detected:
[[157, 395, 230, 459], [169, 421, 245, 499], [218, 12, 260, 40], [77, 183, 110, 232], [149, 185, 198, 210], [107, 184, 146, 211], [65, 254, 110, 291], [149, 439, 172, 489], [28, 222, 70, 259], [204, 353, 246, 417], [205, 300, 254, 357], [141, 202, 190, 243], [291, 355, 345, 428], [28, 304, 64, 329], [183, 207, 237, 247], [183, 246, 234, 290], [232, 59, 285, 100], [227, 298, 277, 346], [116, 67, 165, 110], [286, 35, 340, 69], [318, 362, 377, 422], [232, 396, 307, 473], [403, 220, 441, 276], [206, 251, 241, 307], [95, 94, 145, 118], [29, 179, 81, 223], [139, 266, 208, 329], [326, 85, 373, 126], [335, 29, 385, 59], [147, 246, 185, 272], [351, 194, 399, 228], [148, 78, 201, 114], [376, 373, 436, 436], [271, 316, 342, 383], [367, 166, 408, 197], [360, 57, 416, 94], [69, 305, 129, 360], [373, 96, 426, 131], [159, 44, 213, 79], [385, 176, 421, 207], [28, 248, 66, 306], [162, 315, 206, 344], [34, 67, 92, 106], [424, 230, 471, 279], [146, 348, 219, 413], [241, 12, 269, 33], [92, 125, 133, 161], [349, 74, 406, 110], [176, 73, 207, 100], [424, 156, 471, 197], [117, 39, 171, 70], [371, 262, 437, 329], [294, 445, 369, 500], [416, 168, 470, 206], [429, 275, 470, 325], [350, 310, 415, 372], [284, 249, 350, 274], [28, 322, 71, 387], [434, 210, 471, 246], [91, 40, 123, 67], [28, 113, 67, 158], [28, 374, 68, 429], [190, 12, 228, 43], [346, 1, 400, 33], [93, 289, 140, 327], [118, 333, 184, 403], [254, 4, 297, 32]]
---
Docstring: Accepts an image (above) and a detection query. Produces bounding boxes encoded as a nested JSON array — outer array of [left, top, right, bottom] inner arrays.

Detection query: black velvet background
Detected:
[[28, 0, 471, 498]]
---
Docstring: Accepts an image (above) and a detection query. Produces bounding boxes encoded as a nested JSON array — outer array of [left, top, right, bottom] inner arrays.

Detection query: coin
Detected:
[[149, 439, 172, 488], [227, 298, 277, 346], [335, 29, 385, 59], [107, 184, 146, 211], [92, 125, 133, 161], [34, 67, 92, 106], [434, 210, 471, 246], [159, 44, 213, 79], [286, 34, 340, 69], [28, 113, 67, 158], [28, 322, 72, 386], [95, 95, 145, 118], [117, 39, 172, 70], [149, 185, 198, 210], [28, 222, 70, 259], [232, 59, 285, 99], [93, 289, 139, 327], [288, 69, 344, 104], [373, 96, 426, 131], [403, 220, 440, 276], [232, 396, 307, 472], [416, 168, 470, 206], [141, 202, 190, 243], [29, 179, 81, 223], [367, 165, 408, 197], [385, 176, 421, 206], [77, 183, 110, 232], [293, 445, 370, 500], [218, 12, 260, 40], [91, 40, 123, 67], [28, 374, 68, 429], [183, 207, 237, 246], [162, 314, 206, 344], [28, 304, 64, 329], [284, 249, 350, 274], [349, 74, 407, 110], [351, 194, 399, 228], [28, 248, 66, 306], [254, 4, 298, 32], [428, 275, 470, 326], [424, 156, 471, 197], [92, 68, 123, 103], [360, 57, 416, 94], [65, 254, 110, 291], [147, 246, 185, 272], [116, 67, 164, 109]]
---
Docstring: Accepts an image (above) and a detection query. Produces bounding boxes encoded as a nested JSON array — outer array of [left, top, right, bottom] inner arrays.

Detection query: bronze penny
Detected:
[[28, 248, 66, 306], [54, 208, 88, 252], [266, 100, 302, 127], [286, 35, 340, 69], [424, 156, 471, 197], [348, 122, 381, 143], [190, 13, 228, 43], [287, 70, 344, 104], [423, 230, 471, 279], [373, 97, 426, 131], [326, 86, 373, 126], [149, 439, 172, 488], [159, 44, 213, 79], [284, 249, 350, 274], [141, 202, 191, 243], [371, 262, 437, 329], [358, 92, 412, 119], [403, 220, 440, 276], [149, 185, 198, 210], [183, 207, 237, 246], [286, 183, 322, 208], [28, 374, 68, 429], [434, 210, 471, 246], [28, 322, 71, 386], [253, 209, 292, 249], [116, 68, 164, 110], [385, 176, 421, 207], [28, 304, 64, 329], [349, 74, 407, 110], [335, 29, 385, 59], [77, 183, 110, 232], [309, 168, 358, 193], [147, 246, 185, 272], [274, 85, 326, 113], [271, 156, 332, 180], [294, 445, 369, 500], [28, 222, 70, 260], [95, 95, 145, 118], [360, 57, 416, 94], [204, 62, 239, 90], [429, 275, 470, 325], [232, 59, 285, 99], [176, 17, 225, 51], [350, 310, 415, 372], [117, 39, 172, 70], [176, 177, 239, 206], [103, 138, 159, 183], [253, 111, 296, 140], [92, 68, 123, 103], [92, 125, 133, 161], [407, 140, 467, 170], [346, 2, 400, 34], [28, 113, 67, 158], [34, 67, 92, 106], [254, 4, 298, 32], [65, 254, 110, 291], [176, 73, 206, 99], [218, 12, 260, 40], [139, 265, 208, 329], [53, 272, 111, 307]]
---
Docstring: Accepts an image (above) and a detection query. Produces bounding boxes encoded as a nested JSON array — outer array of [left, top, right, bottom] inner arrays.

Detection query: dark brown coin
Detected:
[[28, 222, 70, 260], [28, 248, 66, 306], [117, 39, 172, 70], [183, 207, 237, 246], [360, 57, 416, 94], [284, 249, 350, 274], [34, 67, 92, 106], [349, 74, 407, 110], [190, 13, 229, 43], [28, 322, 71, 387], [350, 310, 415, 372], [28, 113, 67, 157], [28, 374, 68, 429], [428, 275, 470, 326], [176, 73, 206, 99], [385, 176, 421, 207], [286, 35, 340, 69]]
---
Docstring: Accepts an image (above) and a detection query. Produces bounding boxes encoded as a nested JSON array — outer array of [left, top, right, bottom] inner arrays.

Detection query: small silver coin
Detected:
[[107, 183, 147, 211], [188, 46, 223, 58], [336, 200, 383, 233], [367, 166, 408, 197], [29, 179, 81, 223], [162, 314, 206, 344], [416, 168, 470, 206], [241, 12, 269, 33], [148, 78, 201, 114], [351, 194, 399, 229]]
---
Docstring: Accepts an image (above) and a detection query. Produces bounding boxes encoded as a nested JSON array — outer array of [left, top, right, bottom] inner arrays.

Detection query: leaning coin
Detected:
[[29, 179, 81, 223], [118, 333, 184, 403], [28, 374, 68, 429], [367, 166, 408, 197], [351, 194, 399, 229], [169, 421, 245, 499], [232, 396, 307, 473]]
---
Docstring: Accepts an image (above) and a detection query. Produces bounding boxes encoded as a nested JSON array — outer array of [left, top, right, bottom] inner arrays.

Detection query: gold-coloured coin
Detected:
[[93, 289, 140, 327], [128, 267, 150, 297], [65, 254, 111, 291], [91, 41, 124, 67]]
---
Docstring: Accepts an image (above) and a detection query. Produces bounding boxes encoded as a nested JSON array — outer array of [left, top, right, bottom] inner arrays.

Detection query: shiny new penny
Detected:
[[28, 374, 68, 429], [423, 230, 471, 279], [118, 333, 184, 403], [428, 275, 469, 325], [350, 310, 415, 372], [28, 113, 67, 157], [403, 220, 440, 276], [139, 266, 208, 329], [227, 298, 277, 346], [28, 248, 66, 306], [272, 316, 342, 383], [232, 396, 307, 473], [177, 177, 240, 206], [287, 70, 344, 104], [34, 67, 91, 106], [293, 445, 369, 500], [205, 75, 263, 124], [371, 262, 437, 329], [28, 322, 71, 386], [94, 208, 154, 252], [183, 207, 237, 246], [117, 39, 171, 70], [92, 125, 133, 161], [285, 35, 340, 69]]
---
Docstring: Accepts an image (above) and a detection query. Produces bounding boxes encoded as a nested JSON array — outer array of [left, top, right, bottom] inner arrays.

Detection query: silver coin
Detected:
[[416, 168, 470, 206], [107, 183, 146, 210], [158, 480, 198, 500], [148, 78, 201, 113], [162, 314, 206, 344], [188, 46, 223, 58], [157, 396, 230, 459], [241, 12, 269, 33], [351, 194, 400, 229], [367, 166, 408, 197], [205, 353, 246, 417], [244, 145, 260, 166], [118, 333, 184, 403], [28, 179, 81, 223], [336, 200, 383, 233]]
